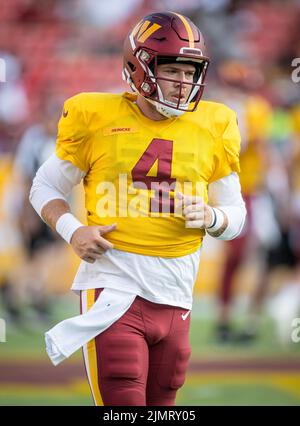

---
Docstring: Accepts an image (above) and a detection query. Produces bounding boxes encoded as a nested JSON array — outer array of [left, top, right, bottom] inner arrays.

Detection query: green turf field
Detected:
[[1, 296, 300, 406]]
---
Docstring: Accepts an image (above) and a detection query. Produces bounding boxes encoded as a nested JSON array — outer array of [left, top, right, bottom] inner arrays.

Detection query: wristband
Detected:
[[55, 213, 83, 244], [207, 207, 217, 229], [207, 208, 228, 237]]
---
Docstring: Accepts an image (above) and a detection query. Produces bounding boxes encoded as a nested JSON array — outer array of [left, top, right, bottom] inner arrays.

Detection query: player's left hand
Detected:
[[176, 193, 214, 229]]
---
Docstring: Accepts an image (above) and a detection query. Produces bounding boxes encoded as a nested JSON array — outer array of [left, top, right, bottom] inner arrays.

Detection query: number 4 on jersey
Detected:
[[131, 138, 176, 213]]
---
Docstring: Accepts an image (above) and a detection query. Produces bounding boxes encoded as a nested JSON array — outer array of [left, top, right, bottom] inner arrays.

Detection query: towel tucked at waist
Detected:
[[45, 288, 136, 366]]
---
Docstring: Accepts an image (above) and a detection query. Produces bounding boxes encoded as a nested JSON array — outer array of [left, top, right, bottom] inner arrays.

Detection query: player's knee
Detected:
[[102, 336, 145, 380]]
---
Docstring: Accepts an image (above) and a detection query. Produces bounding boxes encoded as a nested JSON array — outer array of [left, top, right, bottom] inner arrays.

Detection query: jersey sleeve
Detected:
[[209, 108, 241, 183], [55, 94, 91, 173]]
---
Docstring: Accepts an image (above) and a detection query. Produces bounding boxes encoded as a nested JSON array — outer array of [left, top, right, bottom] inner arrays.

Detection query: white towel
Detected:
[[45, 288, 136, 366]]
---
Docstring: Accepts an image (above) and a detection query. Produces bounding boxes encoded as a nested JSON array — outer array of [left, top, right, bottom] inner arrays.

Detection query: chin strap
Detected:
[[146, 98, 187, 118], [153, 80, 189, 118]]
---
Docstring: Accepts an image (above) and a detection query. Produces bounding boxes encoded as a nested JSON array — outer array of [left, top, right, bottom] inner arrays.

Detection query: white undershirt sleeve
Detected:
[[29, 153, 86, 216], [207, 172, 247, 240]]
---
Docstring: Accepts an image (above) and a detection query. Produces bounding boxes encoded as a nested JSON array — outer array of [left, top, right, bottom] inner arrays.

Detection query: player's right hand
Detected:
[[70, 224, 117, 263]]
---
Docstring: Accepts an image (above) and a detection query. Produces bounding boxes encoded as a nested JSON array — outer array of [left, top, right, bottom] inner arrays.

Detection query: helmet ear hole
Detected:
[[128, 62, 136, 72]]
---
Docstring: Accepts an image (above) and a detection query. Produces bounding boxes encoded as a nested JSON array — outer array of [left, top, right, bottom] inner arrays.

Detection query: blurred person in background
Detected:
[[213, 61, 300, 344], [212, 60, 274, 343], [29, 12, 246, 406], [237, 82, 300, 344], [0, 49, 29, 324], [268, 96, 300, 345], [209, 0, 300, 344], [0, 153, 23, 325], [6, 101, 63, 324], [239, 93, 300, 345]]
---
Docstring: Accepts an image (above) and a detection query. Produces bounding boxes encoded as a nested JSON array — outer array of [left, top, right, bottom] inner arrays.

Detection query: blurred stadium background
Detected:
[[1, 0, 300, 406]]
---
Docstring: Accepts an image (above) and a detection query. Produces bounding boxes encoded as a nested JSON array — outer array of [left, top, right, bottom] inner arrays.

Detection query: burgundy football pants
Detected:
[[80, 288, 191, 406]]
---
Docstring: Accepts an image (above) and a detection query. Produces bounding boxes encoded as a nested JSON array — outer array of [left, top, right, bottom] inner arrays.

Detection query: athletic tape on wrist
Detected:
[[55, 213, 83, 244]]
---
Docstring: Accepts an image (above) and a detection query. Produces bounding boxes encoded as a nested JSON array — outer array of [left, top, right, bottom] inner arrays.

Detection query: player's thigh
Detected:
[[146, 317, 191, 405], [94, 298, 150, 405], [96, 323, 149, 382]]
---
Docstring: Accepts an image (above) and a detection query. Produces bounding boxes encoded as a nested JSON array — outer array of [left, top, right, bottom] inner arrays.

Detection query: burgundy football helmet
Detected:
[[123, 12, 210, 118]]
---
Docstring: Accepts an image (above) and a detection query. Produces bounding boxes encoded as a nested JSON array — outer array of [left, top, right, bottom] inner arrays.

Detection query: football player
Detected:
[[30, 12, 246, 406]]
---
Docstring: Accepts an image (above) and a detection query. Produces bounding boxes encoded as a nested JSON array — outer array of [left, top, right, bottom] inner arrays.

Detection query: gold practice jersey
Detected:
[[56, 92, 241, 257], [239, 95, 272, 196]]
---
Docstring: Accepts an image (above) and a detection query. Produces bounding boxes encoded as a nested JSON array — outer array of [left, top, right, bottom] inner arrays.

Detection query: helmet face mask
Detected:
[[146, 51, 208, 112], [123, 12, 210, 117]]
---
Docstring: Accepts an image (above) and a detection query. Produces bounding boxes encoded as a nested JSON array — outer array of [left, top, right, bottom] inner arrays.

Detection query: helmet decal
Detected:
[[130, 20, 162, 49], [172, 12, 195, 48]]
